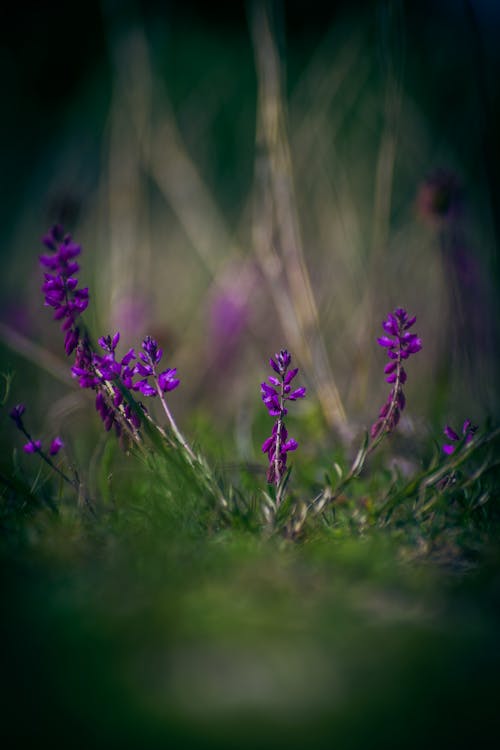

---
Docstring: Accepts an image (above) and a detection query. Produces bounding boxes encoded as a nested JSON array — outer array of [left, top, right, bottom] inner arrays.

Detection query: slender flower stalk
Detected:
[[261, 350, 306, 494], [9, 403, 75, 489], [311, 307, 423, 518], [370, 308, 422, 449], [136, 336, 195, 461]]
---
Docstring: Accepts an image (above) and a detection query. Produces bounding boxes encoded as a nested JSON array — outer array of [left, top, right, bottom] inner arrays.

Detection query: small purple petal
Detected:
[[49, 437, 64, 455], [288, 387, 306, 400], [382, 317, 399, 336], [134, 380, 157, 397], [284, 368, 299, 385], [262, 436, 274, 453], [444, 425, 459, 441], [23, 440, 42, 454], [377, 336, 396, 348], [121, 348, 136, 366], [270, 357, 280, 374], [9, 403, 26, 426], [158, 369, 180, 392]]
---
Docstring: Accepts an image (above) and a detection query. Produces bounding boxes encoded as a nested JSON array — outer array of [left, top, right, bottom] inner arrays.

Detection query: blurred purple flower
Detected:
[[23, 440, 42, 454], [208, 261, 258, 368], [442, 419, 477, 455], [261, 349, 305, 486], [110, 291, 153, 343], [49, 437, 64, 456], [416, 169, 462, 226], [9, 403, 26, 428], [10, 403, 64, 458], [371, 308, 421, 441]]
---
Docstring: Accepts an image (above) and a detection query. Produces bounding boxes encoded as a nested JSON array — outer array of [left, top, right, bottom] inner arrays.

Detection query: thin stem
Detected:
[[18, 423, 75, 489], [274, 380, 285, 491], [367, 356, 402, 456], [152, 373, 196, 462]]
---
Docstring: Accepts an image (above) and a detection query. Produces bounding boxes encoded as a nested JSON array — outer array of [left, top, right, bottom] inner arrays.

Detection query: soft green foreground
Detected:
[[2, 445, 500, 749]]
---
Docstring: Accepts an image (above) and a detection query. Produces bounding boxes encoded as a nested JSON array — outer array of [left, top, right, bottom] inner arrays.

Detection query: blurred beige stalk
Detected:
[[101, 21, 251, 389], [249, 0, 347, 434], [104, 28, 154, 333]]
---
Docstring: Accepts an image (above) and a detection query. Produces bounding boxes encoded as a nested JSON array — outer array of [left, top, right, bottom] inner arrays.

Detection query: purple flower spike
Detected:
[[442, 420, 477, 455], [40, 226, 89, 358], [371, 308, 421, 441], [261, 349, 306, 488]]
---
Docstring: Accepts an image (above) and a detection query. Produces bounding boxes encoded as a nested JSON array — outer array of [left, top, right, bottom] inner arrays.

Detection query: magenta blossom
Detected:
[[23, 440, 42, 454], [371, 308, 422, 441], [442, 420, 477, 455], [261, 349, 305, 487], [40, 224, 89, 356]]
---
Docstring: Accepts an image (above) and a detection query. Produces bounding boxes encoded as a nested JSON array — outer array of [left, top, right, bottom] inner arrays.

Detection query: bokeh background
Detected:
[[2, 0, 500, 462], [2, 3, 500, 748]]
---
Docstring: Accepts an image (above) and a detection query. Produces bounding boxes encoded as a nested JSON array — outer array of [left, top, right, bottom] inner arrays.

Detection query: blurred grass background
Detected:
[[2, 0, 500, 746], [2, 0, 500, 447]]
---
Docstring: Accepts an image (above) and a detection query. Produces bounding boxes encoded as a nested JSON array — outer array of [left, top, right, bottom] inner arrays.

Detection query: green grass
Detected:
[[2, 416, 500, 748]]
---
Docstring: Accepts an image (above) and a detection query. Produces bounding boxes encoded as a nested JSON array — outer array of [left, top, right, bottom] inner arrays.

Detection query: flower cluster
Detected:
[[38, 227, 182, 440], [371, 308, 422, 441], [71, 333, 180, 436], [261, 350, 306, 486], [442, 420, 477, 455], [135, 336, 180, 396], [9, 404, 63, 456], [40, 225, 89, 356]]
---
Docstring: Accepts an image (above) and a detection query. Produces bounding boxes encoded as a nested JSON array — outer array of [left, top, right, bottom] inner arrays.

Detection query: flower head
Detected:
[[371, 308, 421, 441]]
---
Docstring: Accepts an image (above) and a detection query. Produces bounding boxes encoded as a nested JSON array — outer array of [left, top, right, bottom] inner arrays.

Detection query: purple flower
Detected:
[[158, 368, 180, 393], [70, 335, 141, 435], [261, 349, 305, 487], [132, 336, 180, 399], [49, 437, 64, 456], [23, 440, 42, 454], [40, 226, 89, 356], [371, 309, 421, 441], [9, 403, 26, 428], [442, 420, 477, 455], [140, 336, 163, 366]]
